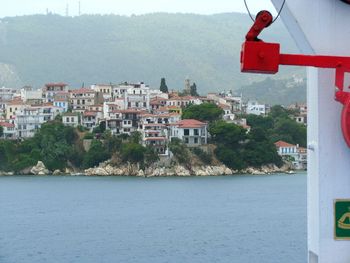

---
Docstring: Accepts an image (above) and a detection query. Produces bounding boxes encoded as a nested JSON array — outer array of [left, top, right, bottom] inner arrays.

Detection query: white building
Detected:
[[169, 119, 208, 146], [43, 83, 68, 103], [20, 86, 43, 105], [16, 105, 63, 138], [0, 87, 15, 101], [0, 122, 16, 139], [124, 83, 150, 110], [70, 88, 103, 113], [62, 112, 80, 127], [246, 100, 267, 116]]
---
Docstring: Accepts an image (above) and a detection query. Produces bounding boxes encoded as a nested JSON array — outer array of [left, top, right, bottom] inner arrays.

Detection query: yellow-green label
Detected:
[[335, 199, 350, 240]]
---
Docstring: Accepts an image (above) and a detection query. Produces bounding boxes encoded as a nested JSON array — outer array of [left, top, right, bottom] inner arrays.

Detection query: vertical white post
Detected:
[[269, 1, 350, 262]]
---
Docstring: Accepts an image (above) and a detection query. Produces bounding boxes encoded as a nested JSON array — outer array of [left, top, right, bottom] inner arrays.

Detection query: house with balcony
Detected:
[[142, 123, 169, 155], [82, 111, 103, 130], [91, 84, 112, 100], [16, 105, 63, 138], [169, 119, 208, 146], [70, 88, 103, 113], [274, 140, 307, 170], [246, 100, 268, 116], [0, 122, 16, 139], [43, 83, 68, 103], [5, 99, 26, 123]]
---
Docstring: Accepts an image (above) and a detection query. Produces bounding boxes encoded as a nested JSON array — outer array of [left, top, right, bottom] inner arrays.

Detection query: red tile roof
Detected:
[[45, 82, 67, 87], [144, 137, 167, 141], [71, 88, 95, 94], [274, 140, 296, 148], [176, 119, 206, 128], [0, 122, 15, 128]]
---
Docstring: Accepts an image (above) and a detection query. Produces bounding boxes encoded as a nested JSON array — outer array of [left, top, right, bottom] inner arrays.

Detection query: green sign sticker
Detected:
[[334, 199, 350, 240]]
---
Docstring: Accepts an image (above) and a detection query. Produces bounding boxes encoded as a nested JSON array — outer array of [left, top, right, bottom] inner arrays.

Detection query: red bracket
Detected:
[[240, 10, 350, 147]]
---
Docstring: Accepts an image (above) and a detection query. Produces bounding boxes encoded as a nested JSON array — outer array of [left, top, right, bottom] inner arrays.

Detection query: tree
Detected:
[[182, 103, 223, 123], [83, 140, 110, 168], [190, 82, 199, 96], [160, 78, 168, 93], [209, 121, 246, 147], [120, 143, 146, 163]]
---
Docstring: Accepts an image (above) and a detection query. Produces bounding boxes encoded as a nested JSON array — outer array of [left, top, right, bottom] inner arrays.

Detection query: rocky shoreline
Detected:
[[0, 161, 298, 177]]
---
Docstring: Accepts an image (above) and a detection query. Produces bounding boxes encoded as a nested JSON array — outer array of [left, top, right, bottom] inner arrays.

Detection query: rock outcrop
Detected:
[[83, 162, 237, 177], [30, 161, 50, 175]]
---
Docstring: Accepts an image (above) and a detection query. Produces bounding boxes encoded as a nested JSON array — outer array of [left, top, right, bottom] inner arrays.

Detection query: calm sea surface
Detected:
[[0, 174, 307, 263]]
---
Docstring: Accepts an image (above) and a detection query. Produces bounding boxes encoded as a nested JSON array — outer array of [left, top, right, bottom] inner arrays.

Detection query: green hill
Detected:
[[0, 13, 305, 102]]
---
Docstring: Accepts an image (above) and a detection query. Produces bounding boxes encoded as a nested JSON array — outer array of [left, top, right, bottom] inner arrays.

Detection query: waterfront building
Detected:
[[20, 86, 43, 105], [0, 122, 16, 139], [169, 119, 208, 146]]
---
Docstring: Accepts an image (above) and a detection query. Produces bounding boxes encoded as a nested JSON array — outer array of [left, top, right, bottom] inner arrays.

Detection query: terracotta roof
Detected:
[[298, 147, 307, 153], [218, 103, 231, 109], [274, 140, 296, 148], [0, 122, 15, 128], [144, 123, 166, 127], [71, 88, 95, 94], [144, 137, 167, 141], [45, 82, 67, 87], [63, 112, 79, 117], [176, 119, 206, 128], [83, 111, 100, 117], [8, 99, 24, 105], [54, 98, 68, 102]]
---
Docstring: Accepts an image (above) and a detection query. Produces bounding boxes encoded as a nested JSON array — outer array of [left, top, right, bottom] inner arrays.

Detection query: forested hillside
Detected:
[[0, 12, 305, 103]]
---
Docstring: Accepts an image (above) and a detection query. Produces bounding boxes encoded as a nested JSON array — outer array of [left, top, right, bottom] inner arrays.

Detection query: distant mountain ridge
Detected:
[[0, 12, 305, 103]]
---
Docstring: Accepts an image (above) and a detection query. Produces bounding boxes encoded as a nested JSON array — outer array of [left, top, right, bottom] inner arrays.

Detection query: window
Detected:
[[71, 117, 74, 122], [194, 129, 199, 136], [66, 117, 69, 122], [184, 138, 189, 144], [184, 129, 189, 136], [194, 138, 198, 144]]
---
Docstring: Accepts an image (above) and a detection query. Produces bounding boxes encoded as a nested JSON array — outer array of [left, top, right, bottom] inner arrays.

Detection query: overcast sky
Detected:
[[0, 0, 276, 18]]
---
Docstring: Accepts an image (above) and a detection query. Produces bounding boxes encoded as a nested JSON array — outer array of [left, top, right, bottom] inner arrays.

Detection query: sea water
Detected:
[[0, 174, 307, 263]]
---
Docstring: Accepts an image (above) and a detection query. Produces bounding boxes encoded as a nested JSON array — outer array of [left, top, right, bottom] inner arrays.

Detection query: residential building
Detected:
[[0, 122, 16, 139], [91, 84, 112, 100], [5, 99, 26, 122], [246, 100, 267, 116], [124, 83, 150, 111], [43, 83, 68, 102], [0, 87, 15, 101], [169, 119, 208, 146], [70, 88, 103, 113], [20, 86, 43, 105], [142, 123, 169, 155], [274, 140, 307, 170], [82, 111, 103, 130], [62, 112, 80, 127], [16, 105, 63, 138]]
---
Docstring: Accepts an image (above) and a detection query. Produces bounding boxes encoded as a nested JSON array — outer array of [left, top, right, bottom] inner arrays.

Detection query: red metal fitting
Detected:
[[241, 10, 350, 147]]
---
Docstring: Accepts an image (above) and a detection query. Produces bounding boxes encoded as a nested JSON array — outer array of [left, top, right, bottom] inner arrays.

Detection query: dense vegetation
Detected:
[[0, 13, 304, 103], [0, 121, 158, 172], [209, 120, 283, 170], [246, 105, 307, 147], [182, 103, 224, 122], [0, 104, 306, 172]]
